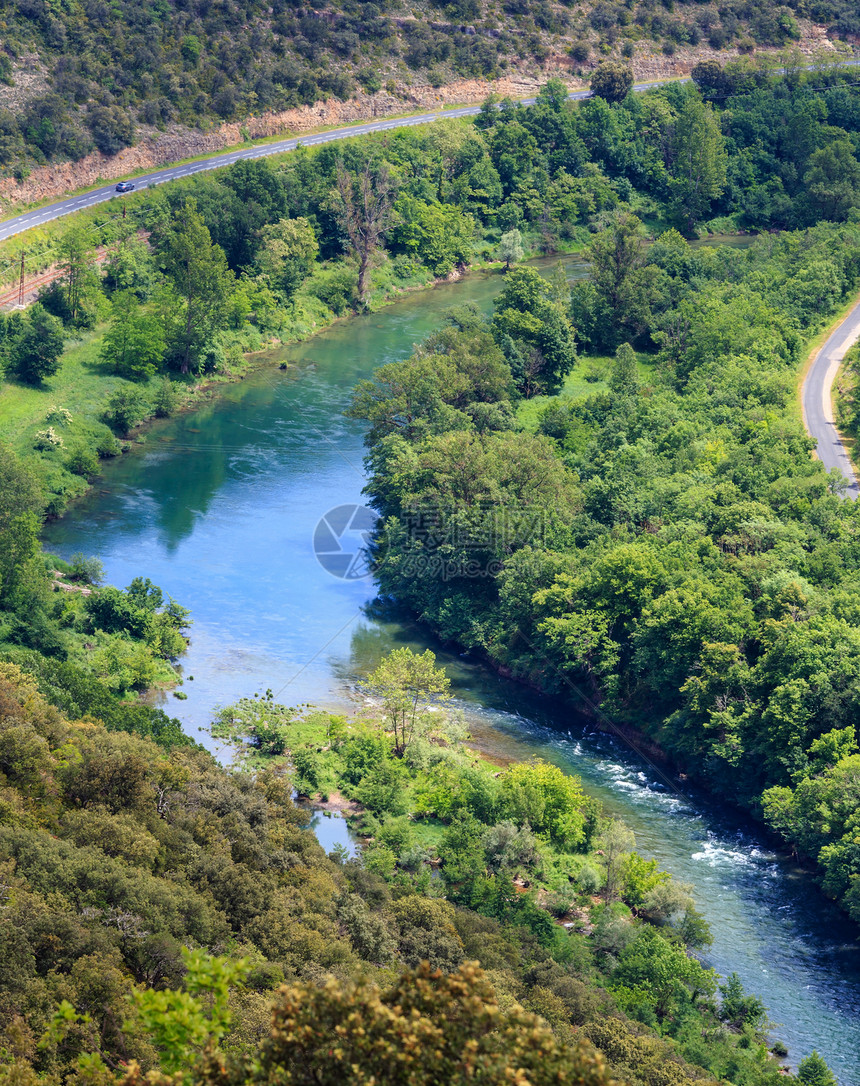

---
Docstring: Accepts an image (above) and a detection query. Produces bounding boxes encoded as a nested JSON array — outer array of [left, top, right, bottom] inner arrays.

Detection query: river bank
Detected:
[[211, 689, 799, 1079], [0, 255, 512, 518], [39, 257, 860, 1083], [18, 228, 745, 523]]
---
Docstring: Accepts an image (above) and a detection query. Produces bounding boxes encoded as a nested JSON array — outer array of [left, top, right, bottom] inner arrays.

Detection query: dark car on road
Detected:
[[115, 181, 135, 192]]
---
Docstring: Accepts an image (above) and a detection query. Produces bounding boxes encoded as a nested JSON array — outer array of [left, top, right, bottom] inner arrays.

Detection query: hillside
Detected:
[[0, 0, 853, 198], [2, 43, 860, 1082], [0, 653, 802, 1086]]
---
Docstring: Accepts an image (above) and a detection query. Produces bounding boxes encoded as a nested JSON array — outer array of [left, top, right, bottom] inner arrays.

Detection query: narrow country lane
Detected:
[[801, 297, 860, 499]]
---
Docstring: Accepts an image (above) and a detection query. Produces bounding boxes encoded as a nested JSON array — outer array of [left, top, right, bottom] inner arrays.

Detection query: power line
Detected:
[[696, 77, 860, 101]]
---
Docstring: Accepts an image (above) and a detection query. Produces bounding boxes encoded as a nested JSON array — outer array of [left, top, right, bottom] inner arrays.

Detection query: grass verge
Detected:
[[0, 82, 593, 226]]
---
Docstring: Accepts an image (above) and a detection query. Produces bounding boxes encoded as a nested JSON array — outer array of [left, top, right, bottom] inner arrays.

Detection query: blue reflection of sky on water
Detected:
[[43, 260, 860, 1084], [305, 810, 358, 859]]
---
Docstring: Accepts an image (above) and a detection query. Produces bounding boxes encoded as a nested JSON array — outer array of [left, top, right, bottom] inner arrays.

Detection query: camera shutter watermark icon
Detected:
[[313, 504, 379, 580]]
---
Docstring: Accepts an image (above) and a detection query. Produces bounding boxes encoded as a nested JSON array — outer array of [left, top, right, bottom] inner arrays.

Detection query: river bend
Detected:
[[43, 264, 860, 1083]]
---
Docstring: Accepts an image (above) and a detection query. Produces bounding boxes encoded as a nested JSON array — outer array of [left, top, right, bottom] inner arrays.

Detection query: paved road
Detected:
[[6, 64, 860, 487], [7, 61, 860, 243], [4, 62, 859, 244], [0, 81, 675, 244], [801, 298, 860, 499]]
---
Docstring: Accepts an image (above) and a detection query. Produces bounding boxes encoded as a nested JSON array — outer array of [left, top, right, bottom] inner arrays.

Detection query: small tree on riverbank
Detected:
[[499, 228, 524, 270], [363, 647, 450, 756], [598, 818, 635, 903], [798, 1051, 837, 1086], [12, 304, 65, 384]]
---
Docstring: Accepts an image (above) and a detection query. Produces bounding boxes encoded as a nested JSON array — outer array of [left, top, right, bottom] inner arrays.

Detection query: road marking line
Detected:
[[1, 63, 855, 244]]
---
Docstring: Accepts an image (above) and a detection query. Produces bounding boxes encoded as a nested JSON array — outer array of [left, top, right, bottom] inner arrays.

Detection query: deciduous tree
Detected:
[[590, 62, 634, 104], [58, 225, 97, 326], [803, 140, 860, 222], [330, 160, 395, 309], [101, 291, 165, 379], [498, 227, 524, 269], [156, 199, 235, 373], [362, 647, 450, 756], [257, 217, 319, 301], [11, 304, 64, 384], [668, 92, 727, 233], [598, 819, 635, 903]]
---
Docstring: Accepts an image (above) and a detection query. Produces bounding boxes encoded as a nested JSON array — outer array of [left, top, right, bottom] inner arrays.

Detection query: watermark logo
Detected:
[[398, 505, 552, 582], [313, 502, 552, 582], [313, 504, 379, 580]]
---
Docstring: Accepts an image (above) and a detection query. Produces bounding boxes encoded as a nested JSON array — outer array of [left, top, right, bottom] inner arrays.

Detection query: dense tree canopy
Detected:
[[2, 62, 857, 1086], [0, 0, 827, 179], [356, 213, 860, 934]]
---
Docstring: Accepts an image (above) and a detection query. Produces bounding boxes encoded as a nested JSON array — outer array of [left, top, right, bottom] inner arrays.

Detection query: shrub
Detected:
[[152, 377, 179, 418], [96, 432, 122, 457], [66, 446, 100, 478], [68, 552, 104, 585], [34, 427, 64, 450], [357, 69, 382, 94], [102, 387, 148, 435]]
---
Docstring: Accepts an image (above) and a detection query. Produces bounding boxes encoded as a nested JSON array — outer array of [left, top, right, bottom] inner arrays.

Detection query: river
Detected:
[[43, 260, 860, 1083]]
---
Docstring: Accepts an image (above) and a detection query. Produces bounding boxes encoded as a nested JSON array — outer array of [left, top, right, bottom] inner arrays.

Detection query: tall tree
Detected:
[[0, 445, 43, 607], [590, 62, 634, 104], [498, 228, 523, 270], [58, 225, 96, 326], [11, 304, 64, 384], [156, 199, 235, 373], [610, 341, 639, 395], [257, 217, 319, 301], [331, 160, 394, 309], [103, 224, 155, 299], [492, 265, 577, 395], [668, 92, 728, 233], [803, 140, 860, 222], [598, 819, 635, 903], [587, 212, 644, 316], [582, 211, 659, 349], [362, 647, 450, 756], [101, 291, 166, 379]]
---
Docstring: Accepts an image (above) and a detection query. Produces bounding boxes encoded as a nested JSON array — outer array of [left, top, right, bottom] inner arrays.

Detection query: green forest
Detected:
[[6, 58, 860, 517], [2, 55, 860, 1086], [0, 638, 827, 1086], [1, 0, 845, 179]]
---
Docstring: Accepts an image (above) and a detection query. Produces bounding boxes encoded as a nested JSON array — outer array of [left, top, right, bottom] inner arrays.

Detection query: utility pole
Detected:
[[17, 251, 24, 306]]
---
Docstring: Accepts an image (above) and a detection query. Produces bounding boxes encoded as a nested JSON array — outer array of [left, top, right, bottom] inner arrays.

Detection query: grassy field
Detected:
[[0, 325, 156, 513], [0, 246, 498, 515], [516, 351, 658, 430], [0, 329, 117, 448]]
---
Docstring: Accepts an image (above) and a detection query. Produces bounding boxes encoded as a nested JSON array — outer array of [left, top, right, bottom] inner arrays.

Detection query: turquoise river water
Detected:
[[43, 261, 860, 1083]]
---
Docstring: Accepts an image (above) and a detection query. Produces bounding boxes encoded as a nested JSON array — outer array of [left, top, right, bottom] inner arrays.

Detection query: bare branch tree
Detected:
[[332, 159, 395, 309]]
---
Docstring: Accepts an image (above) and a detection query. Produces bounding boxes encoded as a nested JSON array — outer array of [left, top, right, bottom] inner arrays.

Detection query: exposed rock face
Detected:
[[0, 73, 558, 210], [0, 24, 844, 213]]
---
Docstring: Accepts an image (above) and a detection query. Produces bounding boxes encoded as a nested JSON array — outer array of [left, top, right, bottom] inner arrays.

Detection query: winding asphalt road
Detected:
[[0, 81, 677, 244], [5, 66, 860, 488], [6, 58, 860, 242], [802, 298, 860, 499]]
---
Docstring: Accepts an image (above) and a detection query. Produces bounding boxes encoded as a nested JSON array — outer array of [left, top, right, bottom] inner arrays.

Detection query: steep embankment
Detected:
[[0, 0, 843, 213]]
